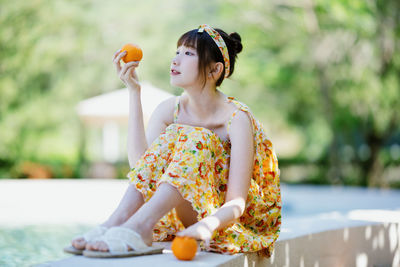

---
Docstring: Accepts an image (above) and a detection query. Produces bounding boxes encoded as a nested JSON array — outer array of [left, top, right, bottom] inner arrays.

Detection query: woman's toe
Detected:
[[92, 242, 101, 251], [85, 242, 94, 250], [77, 240, 86, 249], [99, 241, 109, 252], [72, 238, 85, 249]]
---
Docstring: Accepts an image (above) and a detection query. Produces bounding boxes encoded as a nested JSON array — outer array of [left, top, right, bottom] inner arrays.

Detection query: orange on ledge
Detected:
[[171, 236, 198, 261], [120, 43, 143, 63]]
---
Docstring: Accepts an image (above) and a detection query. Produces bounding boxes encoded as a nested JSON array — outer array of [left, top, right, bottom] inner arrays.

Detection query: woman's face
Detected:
[[170, 45, 200, 88]]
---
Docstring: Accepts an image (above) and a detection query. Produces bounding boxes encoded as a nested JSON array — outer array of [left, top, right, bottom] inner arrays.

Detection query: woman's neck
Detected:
[[183, 85, 226, 121]]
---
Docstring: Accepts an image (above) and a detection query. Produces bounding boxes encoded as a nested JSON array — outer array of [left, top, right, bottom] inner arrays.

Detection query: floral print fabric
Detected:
[[127, 96, 281, 256]]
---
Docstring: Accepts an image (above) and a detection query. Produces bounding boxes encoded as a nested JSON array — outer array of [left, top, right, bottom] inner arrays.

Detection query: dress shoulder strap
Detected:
[[226, 97, 251, 134], [173, 96, 180, 123]]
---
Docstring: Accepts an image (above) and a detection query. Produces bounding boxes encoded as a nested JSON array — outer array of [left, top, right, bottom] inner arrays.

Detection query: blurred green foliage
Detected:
[[0, 0, 399, 187]]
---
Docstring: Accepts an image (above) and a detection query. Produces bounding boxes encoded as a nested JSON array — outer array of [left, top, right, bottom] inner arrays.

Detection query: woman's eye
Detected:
[[175, 51, 179, 55], [185, 51, 193, 55]]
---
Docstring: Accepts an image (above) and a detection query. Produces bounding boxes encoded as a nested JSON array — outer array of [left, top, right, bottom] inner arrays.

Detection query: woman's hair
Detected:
[[177, 27, 243, 87]]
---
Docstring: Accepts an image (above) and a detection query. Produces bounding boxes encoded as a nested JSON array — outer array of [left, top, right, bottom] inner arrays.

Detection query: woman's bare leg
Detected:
[[72, 184, 144, 249], [101, 184, 145, 227], [87, 182, 199, 251], [175, 199, 199, 228]]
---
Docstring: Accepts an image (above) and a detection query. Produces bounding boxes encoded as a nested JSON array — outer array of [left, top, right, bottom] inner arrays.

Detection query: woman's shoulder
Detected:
[[229, 109, 253, 133], [227, 97, 250, 112], [226, 97, 254, 124], [157, 95, 178, 108], [152, 95, 178, 125], [226, 97, 271, 138]]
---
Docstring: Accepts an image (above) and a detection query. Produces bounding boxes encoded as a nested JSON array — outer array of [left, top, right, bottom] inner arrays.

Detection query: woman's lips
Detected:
[[170, 69, 181, 75]]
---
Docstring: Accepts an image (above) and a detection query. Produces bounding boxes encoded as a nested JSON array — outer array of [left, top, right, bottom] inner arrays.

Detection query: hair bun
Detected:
[[229, 32, 243, 54]]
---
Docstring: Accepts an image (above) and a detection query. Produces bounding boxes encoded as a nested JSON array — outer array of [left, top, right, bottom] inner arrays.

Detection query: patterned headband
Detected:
[[198, 24, 230, 78]]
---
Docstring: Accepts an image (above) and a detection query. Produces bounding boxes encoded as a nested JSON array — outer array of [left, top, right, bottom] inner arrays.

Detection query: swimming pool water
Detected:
[[0, 224, 92, 267]]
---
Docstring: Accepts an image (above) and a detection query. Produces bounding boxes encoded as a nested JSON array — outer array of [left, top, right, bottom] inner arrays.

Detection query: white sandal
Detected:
[[64, 225, 108, 255], [82, 227, 164, 258]]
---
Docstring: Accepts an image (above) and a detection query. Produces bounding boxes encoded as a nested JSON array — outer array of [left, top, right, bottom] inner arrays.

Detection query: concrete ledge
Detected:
[[37, 241, 241, 267], [37, 223, 400, 267], [233, 223, 400, 267]]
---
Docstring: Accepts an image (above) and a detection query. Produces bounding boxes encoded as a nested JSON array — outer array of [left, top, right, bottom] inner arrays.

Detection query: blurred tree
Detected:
[[0, 0, 105, 177], [0, 0, 229, 178], [220, 0, 400, 187], [1, 0, 398, 186]]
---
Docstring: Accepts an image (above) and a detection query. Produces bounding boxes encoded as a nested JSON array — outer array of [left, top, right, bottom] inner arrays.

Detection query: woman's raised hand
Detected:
[[113, 50, 141, 91]]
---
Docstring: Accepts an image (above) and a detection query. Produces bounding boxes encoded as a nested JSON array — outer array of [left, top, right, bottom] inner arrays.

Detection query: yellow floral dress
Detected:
[[127, 96, 281, 256]]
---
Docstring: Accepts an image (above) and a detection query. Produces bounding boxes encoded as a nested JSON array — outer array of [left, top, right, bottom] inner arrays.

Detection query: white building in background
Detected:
[[76, 82, 174, 176]]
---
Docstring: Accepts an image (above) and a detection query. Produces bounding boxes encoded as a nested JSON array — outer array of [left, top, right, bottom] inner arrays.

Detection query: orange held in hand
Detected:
[[171, 236, 198, 261], [120, 43, 143, 63]]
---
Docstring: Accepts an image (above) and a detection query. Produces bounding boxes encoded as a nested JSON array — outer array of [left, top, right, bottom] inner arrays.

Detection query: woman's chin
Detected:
[[170, 79, 183, 88]]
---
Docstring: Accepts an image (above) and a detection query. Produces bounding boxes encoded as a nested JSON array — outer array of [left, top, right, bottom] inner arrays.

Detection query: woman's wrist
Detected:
[[128, 84, 141, 93], [199, 216, 220, 232]]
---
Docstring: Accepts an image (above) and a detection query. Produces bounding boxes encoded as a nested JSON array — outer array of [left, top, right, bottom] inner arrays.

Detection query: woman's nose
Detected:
[[172, 53, 181, 65]]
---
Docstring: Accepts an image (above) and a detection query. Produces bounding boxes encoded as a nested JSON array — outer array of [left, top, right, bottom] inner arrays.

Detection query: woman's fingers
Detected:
[[130, 67, 139, 80], [120, 61, 139, 76], [113, 50, 141, 90], [113, 50, 126, 73], [119, 62, 139, 80], [112, 49, 121, 60], [181, 222, 213, 241], [123, 68, 138, 85]]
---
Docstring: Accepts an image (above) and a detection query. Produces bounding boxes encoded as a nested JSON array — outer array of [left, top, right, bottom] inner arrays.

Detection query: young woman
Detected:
[[67, 24, 281, 258]]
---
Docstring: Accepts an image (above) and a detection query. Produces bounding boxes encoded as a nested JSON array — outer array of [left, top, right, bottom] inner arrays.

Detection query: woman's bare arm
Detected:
[[145, 97, 176, 147], [113, 50, 175, 168], [112, 50, 147, 168], [177, 110, 254, 240], [127, 89, 148, 168], [127, 94, 176, 169], [202, 111, 254, 229]]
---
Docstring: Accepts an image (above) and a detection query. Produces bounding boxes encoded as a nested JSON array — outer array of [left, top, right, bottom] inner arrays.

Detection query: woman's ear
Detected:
[[208, 62, 224, 80]]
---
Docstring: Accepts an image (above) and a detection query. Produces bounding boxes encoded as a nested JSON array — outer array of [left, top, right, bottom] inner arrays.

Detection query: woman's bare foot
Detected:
[[71, 184, 145, 250], [70, 216, 126, 250], [71, 237, 87, 250], [86, 183, 191, 252], [70, 224, 109, 250], [85, 220, 154, 252]]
